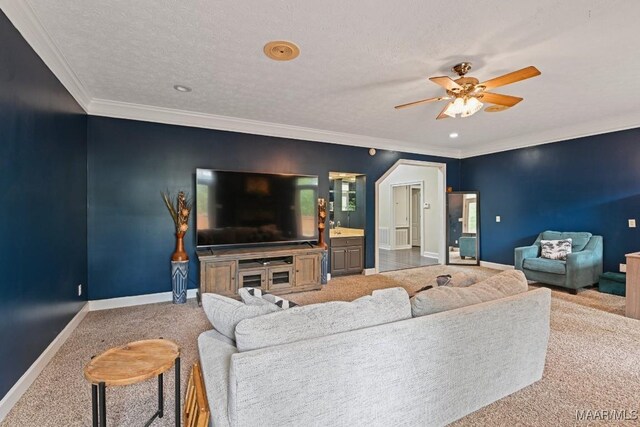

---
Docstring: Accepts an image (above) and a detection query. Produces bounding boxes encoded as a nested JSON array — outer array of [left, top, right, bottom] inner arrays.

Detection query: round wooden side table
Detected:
[[83, 339, 181, 427]]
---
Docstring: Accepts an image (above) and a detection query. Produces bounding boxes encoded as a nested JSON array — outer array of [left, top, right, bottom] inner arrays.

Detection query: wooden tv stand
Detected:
[[196, 244, 323, 301]]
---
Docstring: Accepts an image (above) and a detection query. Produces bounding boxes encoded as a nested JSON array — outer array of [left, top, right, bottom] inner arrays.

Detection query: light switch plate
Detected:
[[496, 216, 501, 223], [629, 219, 636, 228], [620, 263, 627, 273]]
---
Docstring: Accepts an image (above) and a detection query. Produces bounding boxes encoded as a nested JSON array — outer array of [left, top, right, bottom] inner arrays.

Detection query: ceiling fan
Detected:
[[394, 62, 541, 119]]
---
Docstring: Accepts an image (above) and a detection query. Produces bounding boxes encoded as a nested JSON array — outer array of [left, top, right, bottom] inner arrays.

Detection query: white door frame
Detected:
[[410, 185, 422, 248], [374, 159, 447, 274]]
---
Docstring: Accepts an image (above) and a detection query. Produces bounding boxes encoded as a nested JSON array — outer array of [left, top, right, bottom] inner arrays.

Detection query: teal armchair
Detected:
[[459, 236, 477, 259], [515, 231, 603, 294]]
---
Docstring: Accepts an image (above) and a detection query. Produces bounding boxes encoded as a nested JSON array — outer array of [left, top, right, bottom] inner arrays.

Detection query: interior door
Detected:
[[393, 186, 409, 227], [411, 188, 420, 247], [392, 185, 410, 248]]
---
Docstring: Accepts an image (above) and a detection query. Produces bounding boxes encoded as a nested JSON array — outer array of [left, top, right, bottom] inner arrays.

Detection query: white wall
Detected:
[[378, 164, 443, 257]]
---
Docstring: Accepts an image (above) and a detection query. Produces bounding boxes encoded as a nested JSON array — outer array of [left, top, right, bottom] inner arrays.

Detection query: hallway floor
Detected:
[[379, 247, 439, 272]]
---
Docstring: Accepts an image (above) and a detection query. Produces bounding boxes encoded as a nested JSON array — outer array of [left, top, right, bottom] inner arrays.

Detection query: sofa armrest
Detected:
[[515, 245, 539, 270], [198, 330, 238, 427]]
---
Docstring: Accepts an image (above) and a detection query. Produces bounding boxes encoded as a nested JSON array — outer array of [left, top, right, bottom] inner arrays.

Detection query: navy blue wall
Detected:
[[462, 129, 640, 272], [0, 12, 87, 399], [87, 116, 461, 299]]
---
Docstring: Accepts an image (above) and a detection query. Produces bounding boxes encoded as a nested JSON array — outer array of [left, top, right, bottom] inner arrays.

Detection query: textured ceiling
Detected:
[[16, 0, 640, 157]]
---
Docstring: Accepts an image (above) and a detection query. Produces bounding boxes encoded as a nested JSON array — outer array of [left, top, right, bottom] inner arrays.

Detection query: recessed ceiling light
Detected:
[[264, 41, 300, 61], [173, 84, 192, 93], [449, 132, 459, 139]]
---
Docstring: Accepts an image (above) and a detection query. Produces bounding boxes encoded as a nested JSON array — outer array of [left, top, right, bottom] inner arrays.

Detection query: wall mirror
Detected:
[[446, 191, 479, 265], [328, 172, 366, 231]]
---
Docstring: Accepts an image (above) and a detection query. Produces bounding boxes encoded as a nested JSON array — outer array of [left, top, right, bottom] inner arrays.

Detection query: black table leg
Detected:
[[158, 373, 164, 418], [98, 382, 106, 426], [175, 356, 181, 427], [91, 384, 98, 427]]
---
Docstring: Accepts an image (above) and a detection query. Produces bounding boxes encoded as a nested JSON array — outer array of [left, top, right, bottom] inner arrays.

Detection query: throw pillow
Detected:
[[238, 287, 274, 307], [238, 287, 297, 309], [436, 275, 451, 286], [262, 293, 298, 308], [447, 272, 478, 287], [540, 239, 572, 260], [201, 293, 280, 339], [410, 270, 528, 317]]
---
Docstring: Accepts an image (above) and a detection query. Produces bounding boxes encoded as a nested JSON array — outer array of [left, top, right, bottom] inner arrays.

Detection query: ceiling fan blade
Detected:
[[436, 102, 452, 120], [429, 76, 462, 92], [394, 96, 447, 110], [478, 92, 523, 107], [479, 66, 541, 90]]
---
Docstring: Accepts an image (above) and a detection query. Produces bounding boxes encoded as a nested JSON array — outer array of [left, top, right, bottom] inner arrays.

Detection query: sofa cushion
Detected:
[[540, 231, 592, 252], [234, 287, 411, 352], [523, 257, 567, 275], [540, 239, 572, 260], [410, 270, 528, 317], [201, 293, 280, 340]]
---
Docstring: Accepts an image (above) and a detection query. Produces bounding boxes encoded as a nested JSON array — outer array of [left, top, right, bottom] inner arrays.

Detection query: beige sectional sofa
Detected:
[[198, 270, 551, 427]]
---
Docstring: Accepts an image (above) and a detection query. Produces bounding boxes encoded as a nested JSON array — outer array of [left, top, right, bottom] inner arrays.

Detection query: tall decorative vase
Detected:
[[318, 198, 329, 284], [171, 232, 189, 304], [172, 232, 188, 261], [320, 250, 329, 285], [171, 261, 188, 304]]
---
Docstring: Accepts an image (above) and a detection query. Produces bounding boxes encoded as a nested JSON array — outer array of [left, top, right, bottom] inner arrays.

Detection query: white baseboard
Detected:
[[423, 251, 439, 259], [393, 244, 412, 250], [0, 303, 89, 422], [379, 244, 391, 251], [88, 288, 198, 311], [479, 261, 515, 270], [363, 268, 376, 276]]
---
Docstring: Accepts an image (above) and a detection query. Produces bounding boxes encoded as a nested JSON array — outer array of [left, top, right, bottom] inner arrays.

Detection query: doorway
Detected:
[[375, 160, 446, 273]]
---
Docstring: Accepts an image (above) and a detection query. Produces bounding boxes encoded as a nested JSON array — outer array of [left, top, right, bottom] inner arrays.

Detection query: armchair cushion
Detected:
[[523, 258, 566, 275], [540, 231, 592, 252]]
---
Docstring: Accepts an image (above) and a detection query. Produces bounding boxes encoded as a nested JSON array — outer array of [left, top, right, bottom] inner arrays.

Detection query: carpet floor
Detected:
[[2, 265, 637, 426]]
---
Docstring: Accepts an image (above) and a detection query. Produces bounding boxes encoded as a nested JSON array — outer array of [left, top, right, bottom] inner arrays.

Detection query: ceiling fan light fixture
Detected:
[[444, 97, 483, 118], [443, 97, 465, 117], [461, 97, 483, 117]]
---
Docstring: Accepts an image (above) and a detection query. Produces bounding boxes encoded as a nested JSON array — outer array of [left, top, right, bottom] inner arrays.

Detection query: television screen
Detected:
[[196, 169, 319, 247]]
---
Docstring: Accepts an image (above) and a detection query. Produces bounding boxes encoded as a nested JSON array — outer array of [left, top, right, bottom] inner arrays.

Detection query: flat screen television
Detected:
[[196, 169, 319, 247]]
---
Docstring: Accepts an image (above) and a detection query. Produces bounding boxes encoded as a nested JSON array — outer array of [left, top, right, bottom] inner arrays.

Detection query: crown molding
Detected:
[[2, 1, 92, 110], [87, 98, 463, 158], [6, 1, 639, 160], [460, 113, 640, 158]]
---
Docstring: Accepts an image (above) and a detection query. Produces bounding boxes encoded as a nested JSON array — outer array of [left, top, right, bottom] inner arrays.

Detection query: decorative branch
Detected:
[[161, 190, 193, 233]]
